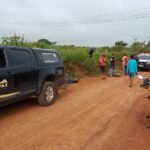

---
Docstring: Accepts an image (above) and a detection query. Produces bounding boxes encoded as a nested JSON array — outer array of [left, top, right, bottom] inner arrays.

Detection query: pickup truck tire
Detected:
[[37, 81, 56, 106]]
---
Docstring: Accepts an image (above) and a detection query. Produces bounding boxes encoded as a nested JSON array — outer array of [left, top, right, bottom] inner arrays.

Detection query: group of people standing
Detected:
[[99, 53, 138, 87], [99, 54, 115, 73]]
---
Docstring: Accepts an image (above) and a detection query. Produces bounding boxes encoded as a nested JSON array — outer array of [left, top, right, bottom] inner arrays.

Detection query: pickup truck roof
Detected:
[[0, 46, 29, 49], [0, 46, 58, 53], [137, 53, 150, 59], [138, 53, 150, 55], [32, 48, 59, 53]]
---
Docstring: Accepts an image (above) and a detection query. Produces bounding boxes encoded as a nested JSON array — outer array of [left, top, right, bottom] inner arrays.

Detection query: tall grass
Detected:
[[47, 45, 125, 75], [38, 44, 144, 75], [0, 41, 145, 75], [51, 46, 100, 74]]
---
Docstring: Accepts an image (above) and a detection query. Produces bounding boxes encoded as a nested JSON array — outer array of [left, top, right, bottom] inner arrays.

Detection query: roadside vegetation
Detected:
[[0, 33, 150, 78]]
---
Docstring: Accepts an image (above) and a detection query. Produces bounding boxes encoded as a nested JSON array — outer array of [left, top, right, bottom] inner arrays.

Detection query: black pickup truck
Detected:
[[0, 46, 64, 106]]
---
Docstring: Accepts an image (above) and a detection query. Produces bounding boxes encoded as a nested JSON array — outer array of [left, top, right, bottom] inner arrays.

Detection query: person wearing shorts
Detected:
[[126, 55, 138, 87]]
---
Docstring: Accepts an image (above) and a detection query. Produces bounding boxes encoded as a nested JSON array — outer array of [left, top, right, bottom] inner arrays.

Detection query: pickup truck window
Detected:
[[39, 52, 60, 63], [0, 49, 6, 68], [10, 49, 32, 67]]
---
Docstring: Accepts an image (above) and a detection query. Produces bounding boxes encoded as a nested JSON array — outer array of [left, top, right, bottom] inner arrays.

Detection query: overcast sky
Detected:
[[1, 0, 150, 46]]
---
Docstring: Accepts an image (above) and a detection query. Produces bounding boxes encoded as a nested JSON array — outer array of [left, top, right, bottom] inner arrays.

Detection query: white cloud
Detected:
[[0, 0, 150, 46]]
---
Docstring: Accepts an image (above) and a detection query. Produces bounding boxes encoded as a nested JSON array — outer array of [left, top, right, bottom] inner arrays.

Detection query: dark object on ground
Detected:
[[140, 76, 150, 89], [67, 79, 78, 84], [108, 69, 121, 77], [145, 115, 150, 128], [102, 77, 106, 80]]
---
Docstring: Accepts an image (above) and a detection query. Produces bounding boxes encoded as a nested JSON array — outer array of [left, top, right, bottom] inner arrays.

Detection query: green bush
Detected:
[[1, 35, 147, 76]]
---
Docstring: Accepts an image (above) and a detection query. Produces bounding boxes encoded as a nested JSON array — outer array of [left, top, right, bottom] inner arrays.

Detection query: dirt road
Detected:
[[0, 75, 150, 150]]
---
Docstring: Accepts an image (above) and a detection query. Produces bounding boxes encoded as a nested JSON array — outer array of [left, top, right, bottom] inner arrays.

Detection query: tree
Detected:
[[130, 41, 145, 52], [112, 41, 128, 51], [115, 41, 128, 47], [144, 40, 150, 49], [37, 39, 56, 45]]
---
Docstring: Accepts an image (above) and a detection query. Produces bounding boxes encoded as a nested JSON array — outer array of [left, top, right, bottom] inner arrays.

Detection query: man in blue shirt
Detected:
[[126, 55, 138, 87]]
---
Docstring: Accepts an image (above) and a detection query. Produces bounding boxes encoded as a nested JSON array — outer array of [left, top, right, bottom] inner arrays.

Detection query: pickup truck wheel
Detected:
[[38, 81, 56, 106]]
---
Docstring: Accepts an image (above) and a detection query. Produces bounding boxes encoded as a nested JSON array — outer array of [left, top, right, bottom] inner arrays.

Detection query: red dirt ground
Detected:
[[0, 74, 150, 150]]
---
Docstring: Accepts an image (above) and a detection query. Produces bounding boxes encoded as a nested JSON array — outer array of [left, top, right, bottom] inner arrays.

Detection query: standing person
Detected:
[[99, 54, 106, 73], [122, 54, 126, 74], [122, 54, 129, 75], [124, 55, 130, 74], [133, 53, 139, 63], [110, 53, 115, 70], [126, 55, 138, 87], [88, 48, 95, 58]]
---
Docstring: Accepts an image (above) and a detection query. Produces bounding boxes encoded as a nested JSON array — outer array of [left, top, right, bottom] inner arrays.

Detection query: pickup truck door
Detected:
[[8, 48, 38, 95], [0, 48, 17, 101]]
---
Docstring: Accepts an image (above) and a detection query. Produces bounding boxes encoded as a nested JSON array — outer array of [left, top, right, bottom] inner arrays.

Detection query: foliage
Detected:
[[1, 33, 25, 46], [110, 41, 128, 51], [130, 41, 146, 53], [0, 34, 149, 76], [37, 39, 56, 45], [115, 41, 128, 47]]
